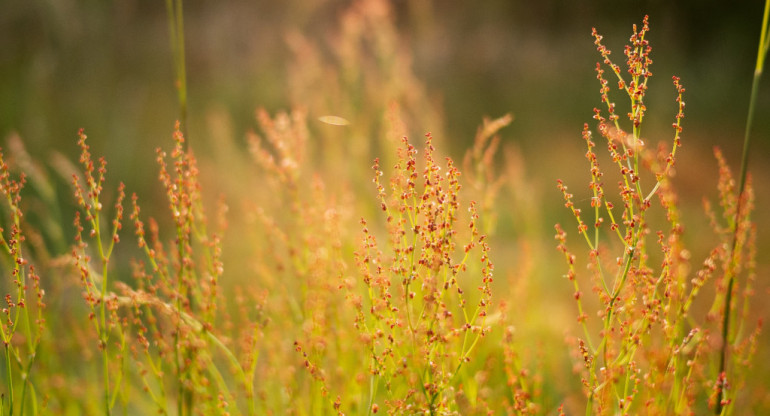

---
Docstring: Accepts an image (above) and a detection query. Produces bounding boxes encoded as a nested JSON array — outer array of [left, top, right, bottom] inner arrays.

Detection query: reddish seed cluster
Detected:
[[294, 340, 329, 396], [68, 124, 244, 415], [347, 132, 494, 411], [0, 138, 48, 401], [549, 17, 759, 415]]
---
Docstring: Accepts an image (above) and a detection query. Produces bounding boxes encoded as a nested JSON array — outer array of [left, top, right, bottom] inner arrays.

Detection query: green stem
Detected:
[[102, 338, 110, 416], [716, 0, 769, 413], [88, 203, 112, 416], [4, 345, 13, 416], [108, 331, 127, 410], [165, 0, 189, 142]]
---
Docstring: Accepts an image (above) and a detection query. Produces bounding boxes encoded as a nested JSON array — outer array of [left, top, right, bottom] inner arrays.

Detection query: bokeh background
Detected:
[[3, 0, 768, 298], [2, 0, 769, 230], [3, 1, 769, 168], [1, 0, 769, 411]]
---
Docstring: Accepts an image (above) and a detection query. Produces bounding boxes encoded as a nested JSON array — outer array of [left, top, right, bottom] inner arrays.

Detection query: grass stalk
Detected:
[[165, 0, 189, 142], [715, 0, 770, 413], [3, 346, 12, 416]]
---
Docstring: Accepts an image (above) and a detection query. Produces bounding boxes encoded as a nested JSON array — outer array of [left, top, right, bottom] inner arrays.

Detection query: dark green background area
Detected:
[[1, 0, 767, 196]]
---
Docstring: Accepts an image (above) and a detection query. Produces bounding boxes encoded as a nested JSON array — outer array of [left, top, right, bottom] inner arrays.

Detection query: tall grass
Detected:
[[0, 1, 767, 415], [716, 0, 769, 413]]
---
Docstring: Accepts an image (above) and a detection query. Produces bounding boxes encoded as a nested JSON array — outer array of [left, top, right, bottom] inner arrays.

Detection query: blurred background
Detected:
[[2, 0, 768, 286], [2, 0, 768, 173], [3, 4, 769, 297]]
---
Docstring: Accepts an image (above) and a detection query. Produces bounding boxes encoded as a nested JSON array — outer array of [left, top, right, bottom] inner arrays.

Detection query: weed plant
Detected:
[[0, 2, 767, 415], [0, 149, 46, 415], [555, 16, 760, 415]]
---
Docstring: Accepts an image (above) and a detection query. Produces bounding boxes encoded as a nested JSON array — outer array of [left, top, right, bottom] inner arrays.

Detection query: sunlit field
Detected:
[[1, 1, 769, 414]]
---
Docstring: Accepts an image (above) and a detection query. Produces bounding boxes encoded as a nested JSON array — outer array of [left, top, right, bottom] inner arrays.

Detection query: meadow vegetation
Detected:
[[1, 1, 768, 415]]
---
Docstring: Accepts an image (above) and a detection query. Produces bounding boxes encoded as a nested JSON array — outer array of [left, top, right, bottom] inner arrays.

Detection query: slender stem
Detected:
[[175, 0, 188, 141], [4, 346, 13, 416], [90, 204, 113, 416], [715, 1, 769, 413], [165, 0, 189, 143], [102, 339, 110, 415]]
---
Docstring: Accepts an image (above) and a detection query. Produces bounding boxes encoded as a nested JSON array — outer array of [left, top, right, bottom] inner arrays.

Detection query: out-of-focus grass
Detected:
[[3, 1, 768, 257]]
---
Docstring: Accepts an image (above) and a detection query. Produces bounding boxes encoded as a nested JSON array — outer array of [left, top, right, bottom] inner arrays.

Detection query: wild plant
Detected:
[[555, 16, 760, 414], [246, 108, 355, 413], [462, 114, 513, 235], [703, 149, 760, 413], [71, 129, 127, 415], [71, 124, 268, 416], [712, 1, 769, 413], [124, 122, 232, 415], [344, 132, 493, 414], [1, 2, 768, 415], [0, 148, 46, 415]]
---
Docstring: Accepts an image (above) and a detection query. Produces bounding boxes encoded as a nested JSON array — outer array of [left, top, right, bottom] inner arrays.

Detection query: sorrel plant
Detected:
[[0, 150, 46, 416], [555, 15, 761, 415], [348, 133, 493, 413]]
